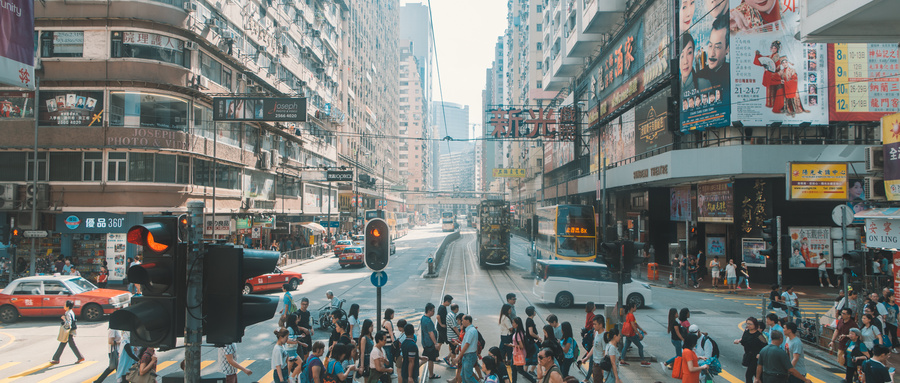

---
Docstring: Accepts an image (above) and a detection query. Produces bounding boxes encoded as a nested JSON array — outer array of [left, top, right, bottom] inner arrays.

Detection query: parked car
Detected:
[[339, 246, 364, 268], [0, 275, 132, 323], [243, 267, 304, 294], [334, 240, 353, 256], [532, 260, 652, 309]]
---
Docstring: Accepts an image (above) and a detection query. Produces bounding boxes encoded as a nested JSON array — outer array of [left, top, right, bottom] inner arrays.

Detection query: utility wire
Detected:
[[426, 0, 454, 156]]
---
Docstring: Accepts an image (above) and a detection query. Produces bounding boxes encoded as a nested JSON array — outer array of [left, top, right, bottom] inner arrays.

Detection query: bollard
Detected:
[[427, 257, 434, 275]]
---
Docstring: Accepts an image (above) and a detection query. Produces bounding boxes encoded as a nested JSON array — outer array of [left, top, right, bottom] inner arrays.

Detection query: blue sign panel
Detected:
[[56, 212, 129, 233], [370, 271, 388, 287]]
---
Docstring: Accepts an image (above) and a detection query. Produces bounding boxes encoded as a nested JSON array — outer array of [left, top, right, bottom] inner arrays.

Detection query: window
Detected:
[[109, 91, 189, 131], [12, 281, 42, 295], [536, 4, 543, 12], [43, 281, 71, 295], [0, 152, 27, 181], [216, 163, 240, 190], [537, 81, 543, 89], [193, 158, 211, 186], [108, 152, 127, 181], [111, 31, 190, 68], [242, 125, 258, 152], [176, 156, 190, 184], [84, 152, 102, 181], [155, 154, 176, 183], [27, 152, 48, 181], [536, 24, 543, 32], [40, 31, 84, 58], [536, 61, 543, 70], [129, 153, 154, 182], [536, 42, 542, 50], [200, 52, 231, 89], [49, 152, 82, 181]]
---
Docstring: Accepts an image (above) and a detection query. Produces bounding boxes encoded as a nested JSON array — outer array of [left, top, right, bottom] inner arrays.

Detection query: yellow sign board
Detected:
[[882, 112, 900, 201], [492, 168, 527, 178], [788, 162, 848, 200]]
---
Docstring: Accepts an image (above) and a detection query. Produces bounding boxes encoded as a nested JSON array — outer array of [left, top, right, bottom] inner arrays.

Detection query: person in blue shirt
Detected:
[[280, 284, 297, 317], [764, 314, 783, 345], [421, 303, 440, 379], [454, 315, 479, 383]]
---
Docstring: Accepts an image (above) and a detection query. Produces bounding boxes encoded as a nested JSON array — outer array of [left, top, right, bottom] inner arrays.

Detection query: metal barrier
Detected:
[[424, 230, 461, 278], [279, 245, 328, 267]]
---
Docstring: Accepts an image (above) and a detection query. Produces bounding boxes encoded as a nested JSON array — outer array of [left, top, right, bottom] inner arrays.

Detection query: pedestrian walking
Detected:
[[844, 328, 870, 383], [130, 346, 158, 382], [688, 257, 699, 288], [218, 343, 253, 383], [579, 315, 606, 383], [738, 262, 751, 289], [272, 329, 291, 383], [455, 315, 479, 383], [383, 308, 397, 369], [709, 257, 720, 288], [830, 308, 858, 366], [329, 343, 359, 382], [862, 345, 893, 383], [93, 327, 121, 383], [510, 317, 536, 383], [280, 283, 297, 318], [348, 303, 362, 340], [734, 317, 767, 383], [481, 355, 510, 383], [306, 341, 327, 383], [489, 347, 512, 383], [680, 334, 708, 383], [877, 292, 899, 353], [619, 303, 650, 367], [755, 330, 811, 383], [401, 324, 424, 383], [860, 313, 883, 350], [782, 322, 807, 383], [764, 314, 783, 345], [725, 259, 737, 294], [438, 295, 452, 363], [665, 308, 686, 369], [116, 332, 138, 383], [421, 303, 441, 379], [581, 303, 597, 382], [541, 325, 564, 365], [358, 319, 375, 378], [836, 290, 860, 321], [446, 304, 461, 365], [816, 253, 832, 287], [603, 329, 623, 383], [368, 331, 394, 383], [768, 285, 786, 313], [536, 348, 563, 383], [507, 293, 518, 321], [51, 300, 84, 364], [500, 304, 515, 366], [525, 306, 541, 375], [559, 322, 578, 376], [547, 315, 562, 341]]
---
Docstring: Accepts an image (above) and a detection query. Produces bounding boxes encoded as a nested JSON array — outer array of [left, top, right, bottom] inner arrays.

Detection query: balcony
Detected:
[[582, 0, 626, 35]]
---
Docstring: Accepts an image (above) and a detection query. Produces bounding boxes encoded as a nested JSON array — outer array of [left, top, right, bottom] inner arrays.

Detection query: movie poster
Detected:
[[729, 0, 828, 125], [0, 91, 34, 118], [742, 238, 767, 267], [635, 88, 674, 155], [600, 107, 635, 165], [788, 227, 831, 269], [670, 186, 692, 221], [679, 0, 730, 132]]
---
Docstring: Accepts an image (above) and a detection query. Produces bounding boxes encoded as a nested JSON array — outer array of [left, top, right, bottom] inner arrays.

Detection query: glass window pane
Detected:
[[176, 156, 190, 184], [84, 152, 102, 159], [155, 154, 176, 183], [193, 159, 210, 186], [109, 91, 188, 130], [0, 152, 26, 181], [129, 153, 154, 182], [49, 152, 82, 181], [109, 152, 127, 160]]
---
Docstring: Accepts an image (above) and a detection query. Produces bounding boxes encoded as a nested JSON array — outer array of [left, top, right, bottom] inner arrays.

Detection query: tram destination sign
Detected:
[[213, 97, 307, 122]]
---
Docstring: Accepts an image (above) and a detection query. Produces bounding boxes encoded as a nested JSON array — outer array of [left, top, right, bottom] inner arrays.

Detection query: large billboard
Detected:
[[787, 162, 848, 200], [600, 107, 635, 165], [697, 181, 733, 223], [635, 88, 673, 155], [788, 227, 831, 269], [679, 0, 730, 132], [213, 97, 307, 122], [883, 112, 900, 201], [0, 91, 34, 118], [729, 0, 828, 126], [38, 91, 104, 126], [828, 44, 900, 121], [0, 0, 34, 90]]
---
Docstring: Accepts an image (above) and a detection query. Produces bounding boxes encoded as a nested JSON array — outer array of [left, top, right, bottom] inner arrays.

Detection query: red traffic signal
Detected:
[[365, 218, 390, 271], [127, 222, 173, 254]]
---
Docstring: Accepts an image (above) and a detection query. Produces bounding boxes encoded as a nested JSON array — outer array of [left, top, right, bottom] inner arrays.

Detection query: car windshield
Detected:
[[338, 240, 352, 245], [66, 277, 98, 294]]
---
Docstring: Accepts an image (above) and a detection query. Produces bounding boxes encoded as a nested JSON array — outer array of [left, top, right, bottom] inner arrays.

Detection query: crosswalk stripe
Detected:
[[82, 371, 108, 383], [259, 369, 275, 383], [157, 360, 178, 371], [200, 360, 215, 370], [35, 361, 98, 383], [718, 370, 744, 383], [808, 374, 828, 383], [0, 363, 20, 373], [241, 360, 255, 368], [0, 362, 52, 382]]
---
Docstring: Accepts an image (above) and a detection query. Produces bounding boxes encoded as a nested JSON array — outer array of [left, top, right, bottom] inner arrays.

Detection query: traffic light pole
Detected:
[[618, 242, 625, 325], [776, 216, 782, 287], [29, 76, 39, 276], [186, 201, 205, 383], [841, 208, 849, 304]]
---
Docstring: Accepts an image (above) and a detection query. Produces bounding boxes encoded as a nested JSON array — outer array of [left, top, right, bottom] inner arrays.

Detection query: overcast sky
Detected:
[[400, 0, 508, 134]]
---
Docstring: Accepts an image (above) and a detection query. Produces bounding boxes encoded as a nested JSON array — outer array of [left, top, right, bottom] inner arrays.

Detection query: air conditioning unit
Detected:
[[0, 183, 16, 201], [866, 146, 884, 172], [198, 76, 210, 89], [184, 41, 198, 50], [301, 47, 310, 55], [221, 31, 236, 41], [312, 30, 321, 38], [23, 183, 49, 210], [183, 1, 198, 12], [865, 176, 886, 200], [237, 73, 248, 82], [260, 150, 272, 170], [271, 149, 280, 168]]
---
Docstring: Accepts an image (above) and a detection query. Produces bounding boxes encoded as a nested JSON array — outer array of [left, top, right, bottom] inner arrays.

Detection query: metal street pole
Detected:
[[842, 209, 849, 301], [684, 219, 689, 286], [600, 157, 606, 242], [185, 201, 205, 382], [618, 242, 625, 325], [29, 76, 39, 276], [776, 216, 783, 287], [376, 286, 382, 331], [328, 179, 332, 236]]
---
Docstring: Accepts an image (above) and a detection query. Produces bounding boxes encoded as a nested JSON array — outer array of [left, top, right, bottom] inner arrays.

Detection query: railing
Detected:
[[279, 245, 329, 267]]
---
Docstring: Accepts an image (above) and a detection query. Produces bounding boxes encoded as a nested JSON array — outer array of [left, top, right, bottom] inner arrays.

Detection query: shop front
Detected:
[[55, 212, 142, 284]]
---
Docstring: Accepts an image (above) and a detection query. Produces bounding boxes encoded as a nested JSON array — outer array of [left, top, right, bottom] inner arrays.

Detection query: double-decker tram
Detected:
[[476, 200, 511, 267], [441, 211, 456, 232], [534, 205, 597, 261]]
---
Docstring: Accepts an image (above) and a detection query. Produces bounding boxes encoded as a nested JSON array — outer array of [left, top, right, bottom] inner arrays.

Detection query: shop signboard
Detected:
[[741, 238, 767, 267], [697, 181, 733, 223], [492, 168, 527, 178], [589, 132, 600, 173], [882, 112, 900, 201], [56, 213, 128, 234], [670, 186, 692, 221], [212, 97, 307, 122], [787, 227, 831, 269], [106, 233, 127, 281], [828, 44, 900, 121], [39, 91, 104, 126], [0, 0, 34, 90], [205, 217, 233, 236], [0, 91, 34, 119], [865, 218, 900, 249], [787, 162, 848, 200], [253, 215, 275, 229], [635, 88, 673, 155]]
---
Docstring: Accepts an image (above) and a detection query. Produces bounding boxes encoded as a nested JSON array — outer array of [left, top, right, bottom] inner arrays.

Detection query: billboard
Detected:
[[729, 0, 828, 126], [0, 91, 34, 118], [828, 44, 900, 121], [600, 107, 635, 165], [883, 112, 900, 201], [742, 238, 767, 267], [213, 97, 307, 122], [679, 0, 730, 132], [635, 88, 673, 155], [698, 181, 733, 223], [787, 227, 831, 269], [670, 186, 692, 221], [38, 91, 104, 126], [787, 162, 848, 200], [0, 0, 34, 90], [492, 168, 527, 178]]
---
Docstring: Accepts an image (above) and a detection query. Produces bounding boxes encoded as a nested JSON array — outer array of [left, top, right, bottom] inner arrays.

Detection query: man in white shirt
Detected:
[[781, 285, 801, 319], [218, 343, 252, 383], [689, 325, 714, 360], [93, 328, 122, 383], [816, 254, 832, 287]]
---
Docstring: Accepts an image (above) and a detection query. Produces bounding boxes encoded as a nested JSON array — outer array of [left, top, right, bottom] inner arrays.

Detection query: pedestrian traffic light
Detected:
[[364, 218, 390, 271], [843, 250, 866, 276], [204, 245, 279, 345], [622, 241, 650, 272], [758, 218, 777, 259], [600, 241, 621, 272], [9, 227, 21, 245], [110, 216, 186, 350]]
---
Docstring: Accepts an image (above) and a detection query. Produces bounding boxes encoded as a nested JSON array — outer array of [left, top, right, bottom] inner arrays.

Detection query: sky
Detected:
[[400, 0, 508, 133]]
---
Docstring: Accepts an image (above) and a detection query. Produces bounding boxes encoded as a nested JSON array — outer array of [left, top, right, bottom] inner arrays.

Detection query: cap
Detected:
[[689, 324, 700, 333], [326, 290, 333, 295], [849, 328, 862, 337]]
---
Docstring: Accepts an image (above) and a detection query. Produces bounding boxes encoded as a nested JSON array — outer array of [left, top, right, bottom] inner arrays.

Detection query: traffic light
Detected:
[[843, 250, 866, 276], [600, 241, 620, 272], [622, 241, 650, 272], [204, 245, 279, 345], [9, 227, 21, 245], [110, 216, 186, 349], [759, 218, 777, 259], [364, 218, 390, 271]]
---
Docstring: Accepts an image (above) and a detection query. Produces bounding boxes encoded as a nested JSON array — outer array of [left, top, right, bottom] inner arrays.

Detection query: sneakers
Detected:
[[746, 287, 752, 290], [619, 360, 629, 366], [737, 286, 742, 289], [820, 283, 824, 287], [640, 361, 651, 367]]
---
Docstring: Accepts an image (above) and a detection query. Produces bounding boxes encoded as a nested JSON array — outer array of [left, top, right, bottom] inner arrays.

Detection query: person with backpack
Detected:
[[578, 315, 606, 383], [302, 341, 327, 383], [281, 283, 298, 317], [559, 322, 578, 376], [688, 325, 717, 360], [620, 303, 650, 367], [878, 292, 899, 353], [328, 343, 358, 383]]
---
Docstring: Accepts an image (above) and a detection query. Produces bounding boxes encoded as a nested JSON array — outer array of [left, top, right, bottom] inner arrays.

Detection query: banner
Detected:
[[829, 44, 900, 121], [882, 112, 900, 201], [679, 0, 730, 132], [866, 219, 900, 249], [600, 107, 635, 165], [0, 0, 34, 90], [635, 88, 673, 155], [213, 97, 307, 122], [492, 168, 527, 178], [0, 91, 34, 118], [106, 233, 127, 281], [698, 181, 733, 223], [742, 238, 767, 267], [788, 162, 848, 200], [788, 227, 831, 269], [39, 91, 104, 126], [670, 186, 691, 221], [893, 252, 900, 306], [729, 0, 828, 126]]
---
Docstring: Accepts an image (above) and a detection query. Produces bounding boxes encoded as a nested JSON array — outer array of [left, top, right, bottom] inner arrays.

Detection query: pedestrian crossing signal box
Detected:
[[365, 218, 390, 271]]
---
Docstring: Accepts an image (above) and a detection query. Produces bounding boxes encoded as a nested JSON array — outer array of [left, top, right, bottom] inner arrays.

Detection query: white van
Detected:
[[532, 260, 653, 309]]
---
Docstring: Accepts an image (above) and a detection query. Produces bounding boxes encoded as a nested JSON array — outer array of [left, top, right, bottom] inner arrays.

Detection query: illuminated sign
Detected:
[[487, 106, 577, 140], [788, 162, 848, 200], [565, 227, 589, 235]]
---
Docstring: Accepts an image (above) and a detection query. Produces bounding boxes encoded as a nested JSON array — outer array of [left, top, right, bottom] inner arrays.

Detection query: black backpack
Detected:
[[700, 335, 720, 359], [581, 328, 594, 351]]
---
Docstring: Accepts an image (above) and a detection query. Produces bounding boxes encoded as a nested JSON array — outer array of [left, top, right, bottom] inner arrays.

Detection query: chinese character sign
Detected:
[[679, 0, 731, 132], [0, 0, 34, 90], [698, 181, 733, 223], [788, 227, 831, 269], [39, 91, 104, 126], [788, 162, 848, 200], [882, 112, 900, 201], [829, 44, 900, 121], [106, 233, 127, 281], [487, 108, 573, 140], [492, 168, 527, 178], [865, 219, 900, 249]]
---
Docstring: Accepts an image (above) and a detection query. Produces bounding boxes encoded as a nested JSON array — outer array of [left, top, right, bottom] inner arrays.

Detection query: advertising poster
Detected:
[[829, 44, 900, 121], [788, 162, 848, 200], [589, 132, 600, 173], [707, 236, 726, 256], [670, 186, 692, 221], [894, 252, 900, 307], [600, 107, 635, 165], [635, 88, 673, 155], [213, 97, 307, 122], [788, 227, 831, 269], [38, 91, 104, 126], [847, 178, 871, 222], [698, 181, 733, 223], [729, 0, 828, 126], [742, 238, 767, 267], [243, 170, 275, 200], [0, 0, 34, 90], [0, 91, 34, 118], [679, 0, 730, 132], [105, 233, 127, 281], [882, 112, 900, 201]]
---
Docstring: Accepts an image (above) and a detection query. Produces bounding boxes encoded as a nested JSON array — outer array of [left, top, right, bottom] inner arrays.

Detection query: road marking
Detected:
[[0, 363, 20, 373], [35, 361, 98, 383], [718, 370, 744, 383], [807, 374, 828, 383], [82, 371, 109, 383], [0, 362, 52, 383], [0, 331, 16, 352], [259, 369, 275, 383], [157, 360, 178, 371], [199, 360, 214, 370]]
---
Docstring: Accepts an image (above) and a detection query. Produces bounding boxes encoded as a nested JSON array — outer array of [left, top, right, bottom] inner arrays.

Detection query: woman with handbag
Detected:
[[619, 303, 650, 367], [272, 328, 291, 383], [93, 328, 122, 383], [357, 319, 375, 379], [733, 317, 767, 383], [51, 300, 84, 364], [131, 347, 158, 383], [510, 318, 536, 383], [602, 329, 622, 383]]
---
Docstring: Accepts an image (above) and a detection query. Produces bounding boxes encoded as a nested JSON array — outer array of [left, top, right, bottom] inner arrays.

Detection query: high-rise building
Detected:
[[432, 101, 470, 190], [399, 2, 434, 191], [399, 41, 429, 193]]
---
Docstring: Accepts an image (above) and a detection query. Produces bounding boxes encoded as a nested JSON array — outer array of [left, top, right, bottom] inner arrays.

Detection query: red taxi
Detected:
[[339, 246, 364, 268], [0, 275, 132, 323], [333, 240, 353, 257], [243, 267, 304, 294]]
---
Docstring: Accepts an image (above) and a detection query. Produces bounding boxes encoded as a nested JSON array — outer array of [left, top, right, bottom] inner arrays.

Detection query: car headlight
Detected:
[[641, 283, 651, 290], [109, 298, 115, 305]]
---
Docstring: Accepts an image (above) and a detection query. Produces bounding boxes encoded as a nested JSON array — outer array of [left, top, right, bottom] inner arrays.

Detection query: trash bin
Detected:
[[647, 263, 658, 280]]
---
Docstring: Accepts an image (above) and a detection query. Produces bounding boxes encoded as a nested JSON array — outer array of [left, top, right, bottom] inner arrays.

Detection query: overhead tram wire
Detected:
[[426, 0, 454, 156]]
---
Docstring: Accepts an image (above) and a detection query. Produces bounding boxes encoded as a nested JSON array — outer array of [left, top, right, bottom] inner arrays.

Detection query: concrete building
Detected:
[[432, 101, 470, 190], [399, 2, 435, 191], [438, 147, 476, 192], [398, 41, 429, 193]]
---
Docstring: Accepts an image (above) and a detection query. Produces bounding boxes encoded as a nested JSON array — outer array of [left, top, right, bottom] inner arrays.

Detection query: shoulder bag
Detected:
[[124, 357, 158, 383]]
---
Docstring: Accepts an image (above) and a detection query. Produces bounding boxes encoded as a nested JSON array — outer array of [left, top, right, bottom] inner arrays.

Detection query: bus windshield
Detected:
[[558, 205, 595, 237]]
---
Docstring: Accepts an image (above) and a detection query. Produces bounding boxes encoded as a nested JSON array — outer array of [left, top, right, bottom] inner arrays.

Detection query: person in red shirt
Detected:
[[681, 334, 708, 383]]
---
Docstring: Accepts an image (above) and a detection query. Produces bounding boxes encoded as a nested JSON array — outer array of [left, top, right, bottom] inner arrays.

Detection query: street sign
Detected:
[[22, 230, 49, 238], [326, 170, 353, 182], [370, 271, 388, 287], [832, 204, 854, 226]]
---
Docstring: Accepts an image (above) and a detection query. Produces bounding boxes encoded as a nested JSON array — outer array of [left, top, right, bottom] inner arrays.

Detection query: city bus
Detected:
[[441, 211, 456, 232], [476, 200, 511, 267], [534, 204, 596, 262]]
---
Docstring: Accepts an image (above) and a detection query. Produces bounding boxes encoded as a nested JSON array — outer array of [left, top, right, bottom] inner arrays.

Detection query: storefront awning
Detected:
[[854, 208, 900, 218], [300, 222, 326, 232]]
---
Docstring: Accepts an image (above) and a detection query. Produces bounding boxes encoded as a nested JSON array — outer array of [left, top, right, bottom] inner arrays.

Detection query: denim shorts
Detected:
[[727, 277, 737, 285]]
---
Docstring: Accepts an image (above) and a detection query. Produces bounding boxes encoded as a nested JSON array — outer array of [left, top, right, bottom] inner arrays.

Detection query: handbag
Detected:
[[124, 362, 158, 383], [57, 325, 70, 342], [598, 355, 612, 371], [622, 321, 635, 337], [671, 356, 683, 379], [323, 360, 341, 383]]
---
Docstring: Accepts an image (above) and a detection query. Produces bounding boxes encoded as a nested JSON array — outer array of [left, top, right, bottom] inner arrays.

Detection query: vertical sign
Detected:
[[0, 0, 34, 90], [882, 112, 900, 201], [829, 44, 900, 121], [106, 233, 127, 281], [679, 0, 730, 132], [894, 252, 900, 306]]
